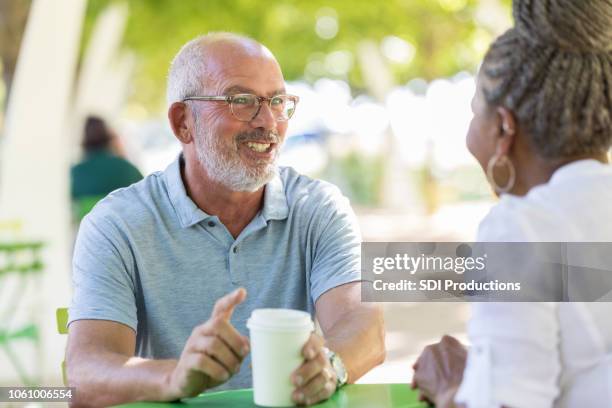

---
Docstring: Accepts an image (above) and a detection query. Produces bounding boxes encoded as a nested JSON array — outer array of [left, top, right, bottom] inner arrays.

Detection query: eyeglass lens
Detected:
[[230, 94, 296, 121]]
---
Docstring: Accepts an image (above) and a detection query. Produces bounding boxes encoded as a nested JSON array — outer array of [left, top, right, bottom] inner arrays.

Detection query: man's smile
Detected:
[[246, 141, 272, 153], [239, 140, 278, 161]]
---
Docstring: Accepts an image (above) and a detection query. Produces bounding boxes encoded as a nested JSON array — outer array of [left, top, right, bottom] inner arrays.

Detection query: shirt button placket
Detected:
[[228, 244, 239, 284]]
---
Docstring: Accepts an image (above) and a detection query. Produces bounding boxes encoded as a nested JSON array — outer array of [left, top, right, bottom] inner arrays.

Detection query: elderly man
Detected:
[[66, 33, 385, 407]]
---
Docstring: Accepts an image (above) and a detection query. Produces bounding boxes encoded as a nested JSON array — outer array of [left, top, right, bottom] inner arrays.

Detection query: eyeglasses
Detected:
[[183, 93, 299, 122]]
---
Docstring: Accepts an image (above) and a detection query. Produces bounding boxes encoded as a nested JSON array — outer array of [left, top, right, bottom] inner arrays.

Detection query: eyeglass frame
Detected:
[[182, 93, 300, 122]]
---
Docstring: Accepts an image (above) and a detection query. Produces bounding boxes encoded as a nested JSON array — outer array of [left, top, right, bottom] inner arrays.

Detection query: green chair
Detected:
[[0, 238, 44, 386], [56, 307, 69, 386]]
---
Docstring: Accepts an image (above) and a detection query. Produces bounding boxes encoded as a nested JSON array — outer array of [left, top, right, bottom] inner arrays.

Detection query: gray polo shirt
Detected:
[[69, 155, 361, 390]]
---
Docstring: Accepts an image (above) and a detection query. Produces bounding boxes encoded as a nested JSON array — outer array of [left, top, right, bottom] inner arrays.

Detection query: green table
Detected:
[[116, 384, 428, 407]]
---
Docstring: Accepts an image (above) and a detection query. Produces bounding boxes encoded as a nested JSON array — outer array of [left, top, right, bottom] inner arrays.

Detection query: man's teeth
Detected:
[[246, 142, 271, 152]]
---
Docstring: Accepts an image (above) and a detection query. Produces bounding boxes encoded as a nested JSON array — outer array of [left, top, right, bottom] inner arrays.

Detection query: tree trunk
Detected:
[[0, 0, 32, 111]]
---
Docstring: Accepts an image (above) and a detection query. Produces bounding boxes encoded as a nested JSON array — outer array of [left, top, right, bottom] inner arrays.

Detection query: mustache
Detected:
[[235, 130, 280, 144]]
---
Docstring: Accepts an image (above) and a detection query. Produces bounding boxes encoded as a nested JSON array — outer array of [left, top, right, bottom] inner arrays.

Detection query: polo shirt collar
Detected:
[[164, 154, 289, 228], [262, 170, 289, 222], [164, 154, 212, 228]]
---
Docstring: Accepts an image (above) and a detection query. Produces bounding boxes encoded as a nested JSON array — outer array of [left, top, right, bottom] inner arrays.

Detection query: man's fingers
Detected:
[[189, 352, 231, 383], [191, 336, 241, 374], [293, 368, 335, 406], [311, 379, 336, 405], [299, 369, 331, 400], [212, 288, 247, 320], [292, 351, 327, 387], [301, 333, 324, 360], [205, 318, 250, 358]]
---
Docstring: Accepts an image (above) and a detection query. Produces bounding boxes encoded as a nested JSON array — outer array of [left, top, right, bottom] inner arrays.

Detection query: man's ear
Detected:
[[168, 102, 193, 144], [495, 106, 517, 155]]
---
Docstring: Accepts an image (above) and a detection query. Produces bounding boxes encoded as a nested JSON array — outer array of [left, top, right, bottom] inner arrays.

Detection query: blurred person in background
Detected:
[[412, 0, 612, 407], [66, 33, 384, 407], [70, 115, 143, 218]]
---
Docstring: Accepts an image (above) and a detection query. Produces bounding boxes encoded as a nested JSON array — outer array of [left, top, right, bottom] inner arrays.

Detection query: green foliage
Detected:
[[323, 152, 385, 206], [82, 0, 511, 111]]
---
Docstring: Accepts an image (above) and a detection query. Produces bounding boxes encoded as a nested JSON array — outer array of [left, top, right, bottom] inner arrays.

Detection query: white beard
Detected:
[[193, 115, 279, 192]]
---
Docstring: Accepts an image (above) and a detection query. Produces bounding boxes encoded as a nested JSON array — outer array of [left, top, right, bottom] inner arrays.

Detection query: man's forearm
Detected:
[[324, 304, 385, 383], [68, 350, 177, 407]]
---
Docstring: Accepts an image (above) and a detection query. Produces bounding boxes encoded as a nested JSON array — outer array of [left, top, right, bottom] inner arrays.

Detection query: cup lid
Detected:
[[247, 308, 314, 332]]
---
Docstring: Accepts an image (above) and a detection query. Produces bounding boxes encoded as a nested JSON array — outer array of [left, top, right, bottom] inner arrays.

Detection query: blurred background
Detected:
[[0, 0, 511, 390]]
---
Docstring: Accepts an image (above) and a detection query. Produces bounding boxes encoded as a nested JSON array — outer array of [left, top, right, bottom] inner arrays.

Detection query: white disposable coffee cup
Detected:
[[247, 308, 314, 407]]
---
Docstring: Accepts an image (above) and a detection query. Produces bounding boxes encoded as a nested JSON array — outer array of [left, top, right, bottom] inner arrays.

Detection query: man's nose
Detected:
[[249, 101, 277, 130]]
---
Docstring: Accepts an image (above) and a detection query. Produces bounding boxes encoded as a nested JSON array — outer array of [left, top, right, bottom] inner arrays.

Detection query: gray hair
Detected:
[[481, 0, 612, 158], [166, 32, 262, 106]]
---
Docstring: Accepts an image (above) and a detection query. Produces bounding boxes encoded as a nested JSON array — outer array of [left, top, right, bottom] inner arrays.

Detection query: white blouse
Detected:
[[455, 160, 612, 408]]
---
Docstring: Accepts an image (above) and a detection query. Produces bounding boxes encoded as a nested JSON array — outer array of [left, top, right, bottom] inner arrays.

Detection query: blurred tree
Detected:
[[83, 0, 511, 112], [323, 152, 384, 206], [0, 0, 31, 111]]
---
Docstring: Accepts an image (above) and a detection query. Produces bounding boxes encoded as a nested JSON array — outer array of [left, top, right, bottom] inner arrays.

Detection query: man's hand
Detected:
[[291, 333, 337, 406], [164, 288, 250, 400], [412, 335, 467, 408]]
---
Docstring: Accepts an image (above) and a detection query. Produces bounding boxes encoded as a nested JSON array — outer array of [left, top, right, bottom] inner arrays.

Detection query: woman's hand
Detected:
[[412, 335, 467, 408]]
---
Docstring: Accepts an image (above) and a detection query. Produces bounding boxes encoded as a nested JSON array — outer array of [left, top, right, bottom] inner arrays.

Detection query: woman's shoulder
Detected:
[[479, 161, 612, 242], [477, 192, 566, 242]]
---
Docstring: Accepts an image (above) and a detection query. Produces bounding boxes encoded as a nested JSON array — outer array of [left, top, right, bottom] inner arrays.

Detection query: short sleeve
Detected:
[[69, 211, 138, 331], [309, 188, 362, 303]]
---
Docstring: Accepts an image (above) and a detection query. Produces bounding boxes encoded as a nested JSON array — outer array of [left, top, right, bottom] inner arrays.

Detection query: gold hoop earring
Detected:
[[486, 154, 516, 194]]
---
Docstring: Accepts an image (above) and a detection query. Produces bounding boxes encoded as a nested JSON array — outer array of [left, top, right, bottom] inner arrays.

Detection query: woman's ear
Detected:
[[168, 102, 194, 144], [495, 106, 517, 155]]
